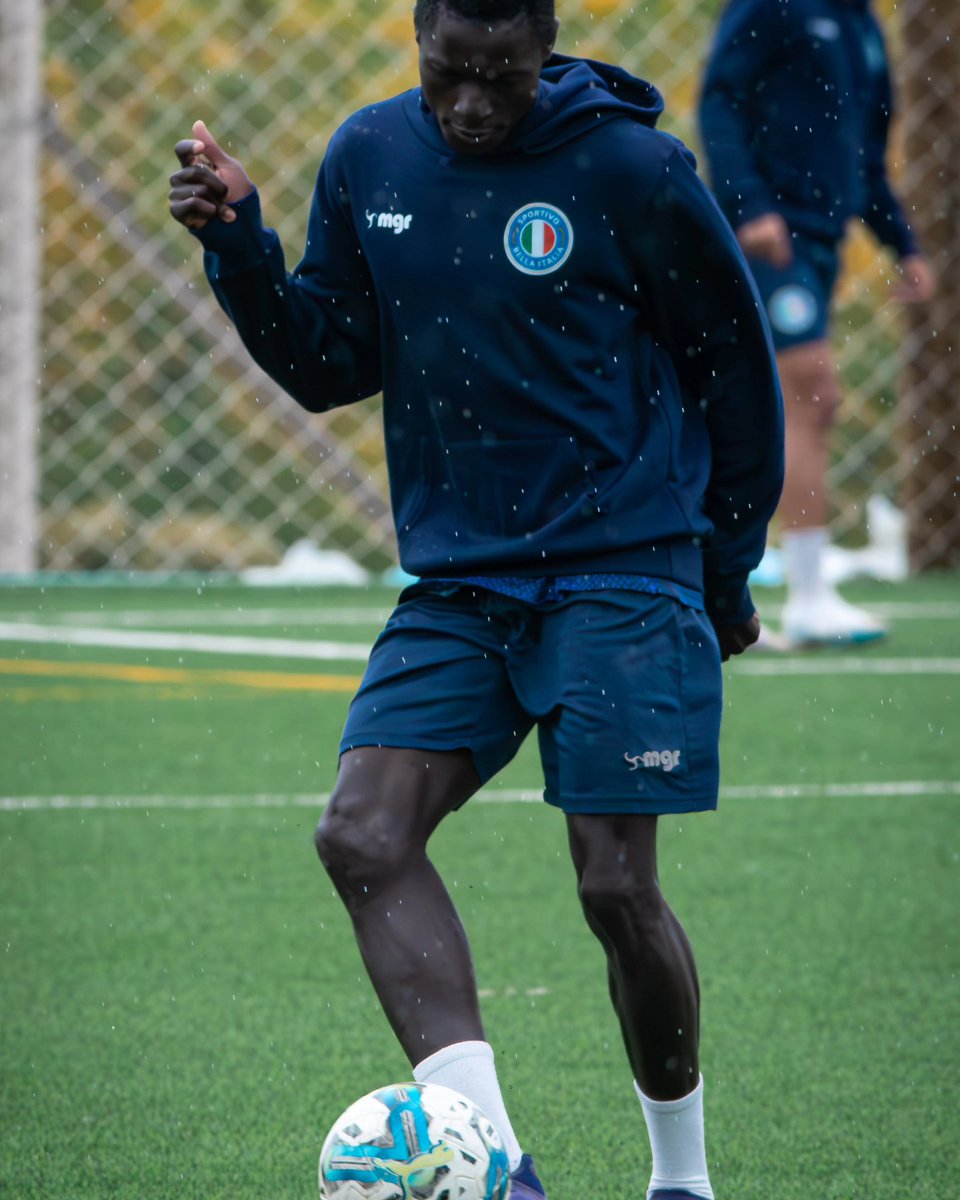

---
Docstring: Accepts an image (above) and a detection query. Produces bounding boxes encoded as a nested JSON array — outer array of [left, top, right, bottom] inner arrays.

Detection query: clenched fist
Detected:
[[169, 120, 255, 230]]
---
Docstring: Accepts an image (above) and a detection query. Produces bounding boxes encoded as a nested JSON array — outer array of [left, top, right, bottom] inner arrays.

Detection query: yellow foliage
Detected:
[[118, 0, 169, 35], [201, 36, 243, 72], [670, 75, 698, 117], [377, 11, 413, 47], [45, 56, 78, 106], [837, 226, 893, 302], [583, 0, 626, 16]]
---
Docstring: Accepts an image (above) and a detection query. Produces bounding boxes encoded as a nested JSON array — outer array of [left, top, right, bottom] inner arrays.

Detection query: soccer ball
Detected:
[[318, 1081, 511, 1199]]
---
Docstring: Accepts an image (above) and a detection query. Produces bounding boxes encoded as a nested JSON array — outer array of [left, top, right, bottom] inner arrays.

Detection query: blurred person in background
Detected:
[[699, 0, 934, 648]]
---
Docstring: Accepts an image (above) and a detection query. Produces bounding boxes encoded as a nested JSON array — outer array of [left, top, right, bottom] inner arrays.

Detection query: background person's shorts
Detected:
[[748, 231, 840, 352], [340, 584, 723, 815]]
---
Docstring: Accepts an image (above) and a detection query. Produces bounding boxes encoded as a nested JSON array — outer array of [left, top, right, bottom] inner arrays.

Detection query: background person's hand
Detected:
[[714, 612, 761, 661], [736, 212, 793, 268], [890, 254, 935, 304], [169, 120, 255, 230]]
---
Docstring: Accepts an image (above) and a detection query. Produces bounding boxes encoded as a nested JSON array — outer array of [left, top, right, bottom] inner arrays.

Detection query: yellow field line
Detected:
[[0, 657, 361, 693]]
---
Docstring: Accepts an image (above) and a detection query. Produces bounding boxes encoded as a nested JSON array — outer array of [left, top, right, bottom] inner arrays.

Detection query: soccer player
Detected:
[[169, 2, 783, 1196], [698, 0, 935, 648]]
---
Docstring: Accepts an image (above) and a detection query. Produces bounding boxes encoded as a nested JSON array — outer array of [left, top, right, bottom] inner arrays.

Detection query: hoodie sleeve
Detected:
[[697, 0, 789, 228], [631, 146, 784, 627], [858, 30, 920, 258], [192, 132, 381, 412]]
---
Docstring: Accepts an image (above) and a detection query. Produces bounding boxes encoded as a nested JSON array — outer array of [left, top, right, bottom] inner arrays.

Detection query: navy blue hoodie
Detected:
[[698, 0, 918, 255], [196, 55, 783, 625]]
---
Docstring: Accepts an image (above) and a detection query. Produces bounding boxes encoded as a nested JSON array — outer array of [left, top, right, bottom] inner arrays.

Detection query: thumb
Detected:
[[192, 119, 233, 166]]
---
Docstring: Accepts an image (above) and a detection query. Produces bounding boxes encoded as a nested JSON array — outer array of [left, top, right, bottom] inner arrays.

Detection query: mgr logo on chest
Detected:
[[366, 209, 413, 234], [503, 203, 574, 275]]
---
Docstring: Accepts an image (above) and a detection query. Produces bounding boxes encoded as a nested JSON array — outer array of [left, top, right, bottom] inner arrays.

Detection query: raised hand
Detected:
[[736, 212, 793, 269], [169, 120, 255, 230], [890, 254, 935, 304]]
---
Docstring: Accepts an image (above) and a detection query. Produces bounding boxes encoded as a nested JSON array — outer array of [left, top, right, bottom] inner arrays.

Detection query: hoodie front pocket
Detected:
[[442, 436, 598, 540]]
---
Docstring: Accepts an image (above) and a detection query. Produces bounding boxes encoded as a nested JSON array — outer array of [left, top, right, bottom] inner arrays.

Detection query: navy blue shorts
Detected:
[[339, 585, 723, 815], [748, 232, 839, 352]]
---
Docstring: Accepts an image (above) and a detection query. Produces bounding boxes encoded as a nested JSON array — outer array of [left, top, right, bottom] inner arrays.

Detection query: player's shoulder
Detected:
[[568, 121, 704, 230], [326, 91, 416, 160], [592, 117, 685, 170], [588, 119, 695, 193]]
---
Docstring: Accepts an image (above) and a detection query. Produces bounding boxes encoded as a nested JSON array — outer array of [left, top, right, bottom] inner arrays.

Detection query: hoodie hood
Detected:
[[405, 53, 664, 157]]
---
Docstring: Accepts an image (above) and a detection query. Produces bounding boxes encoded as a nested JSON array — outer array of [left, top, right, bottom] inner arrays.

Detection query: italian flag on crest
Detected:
[[520, 219, 557, 258], [504, 203, 573, 274]]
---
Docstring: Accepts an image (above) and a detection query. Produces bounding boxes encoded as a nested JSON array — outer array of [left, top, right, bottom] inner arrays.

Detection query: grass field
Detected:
[[1, 575, 958, 1199]]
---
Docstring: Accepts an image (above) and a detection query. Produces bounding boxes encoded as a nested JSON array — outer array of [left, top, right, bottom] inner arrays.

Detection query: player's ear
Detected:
[[541, 17, 559, 61]]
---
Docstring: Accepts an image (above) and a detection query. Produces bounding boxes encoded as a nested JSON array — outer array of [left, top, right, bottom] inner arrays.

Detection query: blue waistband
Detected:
[[427, 573, 704, 610]]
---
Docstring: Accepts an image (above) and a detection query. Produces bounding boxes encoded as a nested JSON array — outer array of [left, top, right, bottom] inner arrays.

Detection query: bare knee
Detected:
[[316, 748, 477, 873], [578, 867, 668, 949], [315, 782, 416, 900], [315, 746, 477, 897], [567, 814, 664, 945], [778, 342, 841, 432], [313, 797, 387, 877]]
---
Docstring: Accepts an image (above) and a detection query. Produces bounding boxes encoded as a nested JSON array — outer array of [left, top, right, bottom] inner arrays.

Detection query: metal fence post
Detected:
[[0, 0, 42, 573]]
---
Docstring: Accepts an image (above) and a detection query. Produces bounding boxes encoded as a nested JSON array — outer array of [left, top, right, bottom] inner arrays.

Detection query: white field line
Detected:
[[733, 656, 960, 675], [2, 780, 958, 812], [0, 622, 371, 662], [1, 621, 959, 675], [0, 607, 393, 628], [764, 601, 960, 621], [857, 601, 960, 619], [0, 599, 956, 630]]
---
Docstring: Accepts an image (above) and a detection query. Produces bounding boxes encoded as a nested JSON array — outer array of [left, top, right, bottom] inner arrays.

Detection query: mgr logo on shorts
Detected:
[[768, 285, 819, 336], [806, 17, 841, 40], [504, 203, 574, 275]]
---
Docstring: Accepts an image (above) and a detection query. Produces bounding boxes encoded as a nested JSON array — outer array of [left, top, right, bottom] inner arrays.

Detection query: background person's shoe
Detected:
[[782, 591, 887, 647], [749, 623, 793, 652], [648, 1191, 712, 1200], [509, 1152, 547, 1198]]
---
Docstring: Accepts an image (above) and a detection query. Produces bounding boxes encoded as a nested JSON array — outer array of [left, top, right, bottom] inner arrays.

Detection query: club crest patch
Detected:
[[768, 285, 819, 336], [806, 17, 840, 40], [504, 203, 574, 275]]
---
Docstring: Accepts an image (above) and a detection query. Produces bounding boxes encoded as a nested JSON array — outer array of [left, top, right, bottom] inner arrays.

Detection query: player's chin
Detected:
[[441, 125, 509, 155]]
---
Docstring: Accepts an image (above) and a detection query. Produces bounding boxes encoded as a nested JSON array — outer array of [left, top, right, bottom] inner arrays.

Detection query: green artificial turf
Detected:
[[1, 576, 958, 1198]]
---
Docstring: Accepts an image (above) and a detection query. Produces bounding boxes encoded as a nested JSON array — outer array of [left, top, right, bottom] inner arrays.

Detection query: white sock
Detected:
[[781, 526, 830, 604], [413, 1040, 523, 1172], [636, 1075, 714, 1200]]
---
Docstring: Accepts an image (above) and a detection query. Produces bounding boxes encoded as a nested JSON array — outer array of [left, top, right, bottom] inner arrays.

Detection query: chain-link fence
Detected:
[[4, 0, 958, 572]]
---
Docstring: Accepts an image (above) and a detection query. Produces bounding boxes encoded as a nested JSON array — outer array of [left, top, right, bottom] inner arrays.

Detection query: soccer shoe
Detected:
[[510, 1152, 547, 1198], [781, 591, 887, 647], [748, 623, 793, 653], [647, 1192, 711, 1200]]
